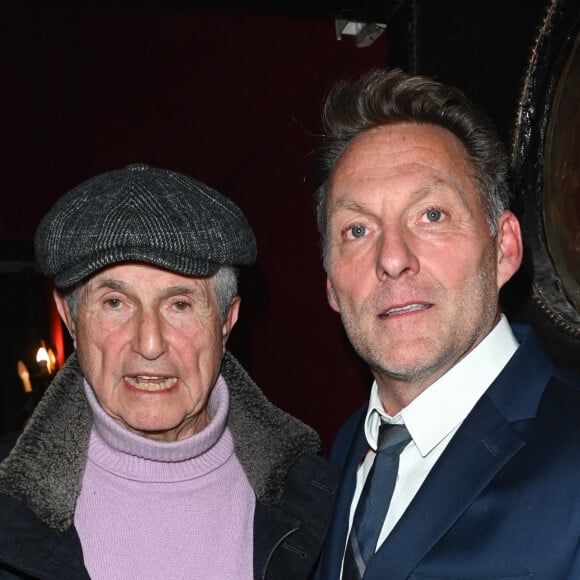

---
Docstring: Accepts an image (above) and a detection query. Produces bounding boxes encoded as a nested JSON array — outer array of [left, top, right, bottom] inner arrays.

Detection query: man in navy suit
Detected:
[[312, 68, 580, 579]]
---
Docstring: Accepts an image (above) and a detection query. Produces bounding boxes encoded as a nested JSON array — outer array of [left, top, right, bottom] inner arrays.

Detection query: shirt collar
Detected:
[[364, 314, 519, 456]]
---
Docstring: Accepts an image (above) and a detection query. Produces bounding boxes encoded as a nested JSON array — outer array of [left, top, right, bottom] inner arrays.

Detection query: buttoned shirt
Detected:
[[345, 315, 519, 562]]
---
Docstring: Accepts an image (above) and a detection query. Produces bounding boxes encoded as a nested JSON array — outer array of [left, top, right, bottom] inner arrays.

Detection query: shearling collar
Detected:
[[0, 351, 320, 531]]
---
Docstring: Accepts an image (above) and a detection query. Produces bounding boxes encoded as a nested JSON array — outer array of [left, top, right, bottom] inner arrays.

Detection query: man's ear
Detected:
[[221, 296, 240, 349], [326, 278, 340, 313], [496, 210, 523, 290], [53, 290, 77, 347]]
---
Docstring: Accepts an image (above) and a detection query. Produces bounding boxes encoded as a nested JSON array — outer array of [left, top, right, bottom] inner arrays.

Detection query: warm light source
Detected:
[[36, 340, 56, 375], [17, 360, 33, 393]]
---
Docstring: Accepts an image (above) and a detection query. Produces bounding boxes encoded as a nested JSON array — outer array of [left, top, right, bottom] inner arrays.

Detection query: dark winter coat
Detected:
[[0, 351, 339, 579]]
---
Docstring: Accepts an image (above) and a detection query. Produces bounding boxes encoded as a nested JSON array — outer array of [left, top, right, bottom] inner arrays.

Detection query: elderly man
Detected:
[[312, 69, 580, 579], [0, 163, 338, 580]]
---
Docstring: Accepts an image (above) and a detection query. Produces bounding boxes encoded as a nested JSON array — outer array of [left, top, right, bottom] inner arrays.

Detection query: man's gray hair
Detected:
[[63, 266, 238, 322], [212, 266, 239, 320]]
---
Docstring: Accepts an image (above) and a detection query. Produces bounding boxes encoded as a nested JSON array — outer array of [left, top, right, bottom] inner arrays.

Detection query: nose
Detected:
[[132, 308, 167, 360], [376, 226, 420, 280]]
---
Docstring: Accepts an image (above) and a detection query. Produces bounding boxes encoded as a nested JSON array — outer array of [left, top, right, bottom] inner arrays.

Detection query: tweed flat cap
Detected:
[[34, 163, 257, 289]]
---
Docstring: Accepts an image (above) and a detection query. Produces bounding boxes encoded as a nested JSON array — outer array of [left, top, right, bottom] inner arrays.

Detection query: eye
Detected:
[[348, 224, 367, 239], [172, 300, 191, 312], [425, 208, 443, 222], [105, 298, 123, 309]]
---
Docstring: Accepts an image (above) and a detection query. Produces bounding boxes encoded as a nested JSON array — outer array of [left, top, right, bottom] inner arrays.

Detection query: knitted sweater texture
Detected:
[[74, 376, 255, 580]]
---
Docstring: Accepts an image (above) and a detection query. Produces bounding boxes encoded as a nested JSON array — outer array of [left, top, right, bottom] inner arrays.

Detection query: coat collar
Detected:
[[222, 351, 321, 505], [0, 351, 320, 531], [0, 356, 91, 531], [485, 323, 554, 421]]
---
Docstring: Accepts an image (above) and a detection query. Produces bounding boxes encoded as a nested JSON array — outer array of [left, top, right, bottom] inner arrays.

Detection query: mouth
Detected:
[[124, 376, 178, 392], [378, 302, 433, 318]]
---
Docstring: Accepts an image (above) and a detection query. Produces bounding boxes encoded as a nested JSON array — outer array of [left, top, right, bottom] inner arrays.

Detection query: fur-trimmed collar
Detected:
[[0, 351, 320, 531]]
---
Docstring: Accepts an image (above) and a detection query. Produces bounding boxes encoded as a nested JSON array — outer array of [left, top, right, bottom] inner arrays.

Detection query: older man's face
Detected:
[[55, 263, 239, 441]]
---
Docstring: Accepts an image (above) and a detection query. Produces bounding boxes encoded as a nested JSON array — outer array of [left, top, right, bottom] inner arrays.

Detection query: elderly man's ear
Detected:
[[53, 290, 77, 347], [222, 296, 241, 351], [496, 210, 523, 291]]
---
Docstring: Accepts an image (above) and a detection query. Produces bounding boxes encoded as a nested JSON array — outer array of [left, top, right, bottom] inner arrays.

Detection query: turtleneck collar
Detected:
[[83, 376, 233, 482]]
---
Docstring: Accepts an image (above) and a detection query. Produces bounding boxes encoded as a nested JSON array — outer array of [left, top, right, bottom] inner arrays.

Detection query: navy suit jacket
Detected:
[[317, 325, 580, 580]]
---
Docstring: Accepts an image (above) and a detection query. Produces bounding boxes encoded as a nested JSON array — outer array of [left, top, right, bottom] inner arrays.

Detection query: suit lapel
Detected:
[[365, 394, 526, 580], [320, 325, 549, 580]]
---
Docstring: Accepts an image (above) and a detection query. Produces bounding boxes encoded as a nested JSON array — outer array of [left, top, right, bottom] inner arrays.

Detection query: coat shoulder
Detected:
[[537, 367, 580, 422], [253, 451, 340, 580]]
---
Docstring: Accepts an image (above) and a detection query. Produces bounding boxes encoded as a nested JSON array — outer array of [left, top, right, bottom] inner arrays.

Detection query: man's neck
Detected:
[[374, 374, 439, 417]]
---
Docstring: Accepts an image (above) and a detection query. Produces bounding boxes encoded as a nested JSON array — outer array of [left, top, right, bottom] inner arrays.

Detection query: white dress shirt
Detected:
[[345, 315, 519, 563]]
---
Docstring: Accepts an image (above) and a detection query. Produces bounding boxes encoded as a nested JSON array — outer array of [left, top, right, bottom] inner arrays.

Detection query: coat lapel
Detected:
[[365, 394, 525, 579]]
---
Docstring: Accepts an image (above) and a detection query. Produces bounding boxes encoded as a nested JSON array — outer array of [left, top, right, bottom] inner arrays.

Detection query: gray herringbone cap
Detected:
[[34, 163, 257, 289]]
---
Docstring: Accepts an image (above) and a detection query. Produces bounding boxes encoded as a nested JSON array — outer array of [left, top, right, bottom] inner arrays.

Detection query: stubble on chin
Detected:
[[336, 286, 444, 386], [339, 303, 466, 397]]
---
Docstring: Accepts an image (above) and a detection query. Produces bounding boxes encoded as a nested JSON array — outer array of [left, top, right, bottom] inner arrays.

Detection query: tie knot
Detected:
[[377, 423, 411, 453]]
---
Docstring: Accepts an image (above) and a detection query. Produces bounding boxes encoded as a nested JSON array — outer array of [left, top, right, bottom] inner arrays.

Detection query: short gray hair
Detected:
[[63, 266, 238, 323], [212, 266, 239, 320]]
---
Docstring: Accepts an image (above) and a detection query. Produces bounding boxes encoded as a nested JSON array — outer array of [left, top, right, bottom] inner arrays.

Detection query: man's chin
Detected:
[[368, 350, 448, 385]]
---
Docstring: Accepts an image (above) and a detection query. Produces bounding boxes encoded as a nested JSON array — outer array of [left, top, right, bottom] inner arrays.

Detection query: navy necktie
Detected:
[[342, 423, 411, 579]]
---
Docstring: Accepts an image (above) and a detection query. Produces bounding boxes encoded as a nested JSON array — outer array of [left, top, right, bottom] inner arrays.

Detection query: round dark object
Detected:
[[513, 0, 580, 339]]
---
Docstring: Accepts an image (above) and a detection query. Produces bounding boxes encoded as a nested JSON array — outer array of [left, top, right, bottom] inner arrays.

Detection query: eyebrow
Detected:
[[164, 286, 200, 297], [331, 178, 461, 213], [91, 280, 201, 298], [93, 279, 125, 292], [331, 199, 371, 214], [416, 178, 460, 197]]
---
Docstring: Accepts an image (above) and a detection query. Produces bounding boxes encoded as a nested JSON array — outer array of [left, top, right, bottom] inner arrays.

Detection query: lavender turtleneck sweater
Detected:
[[73, 376, 255, 580]]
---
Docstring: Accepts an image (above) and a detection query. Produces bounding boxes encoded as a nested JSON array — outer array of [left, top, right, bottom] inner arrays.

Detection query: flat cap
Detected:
[[35, 163, 257, 289]]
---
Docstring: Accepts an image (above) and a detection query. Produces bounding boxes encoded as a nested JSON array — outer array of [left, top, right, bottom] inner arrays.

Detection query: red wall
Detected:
[[1, 3, 387, 449]]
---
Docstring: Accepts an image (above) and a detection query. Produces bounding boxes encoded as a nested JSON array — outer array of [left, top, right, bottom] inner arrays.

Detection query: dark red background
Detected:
[[1, 3, 386, 447], [3, 1, 577, 448]]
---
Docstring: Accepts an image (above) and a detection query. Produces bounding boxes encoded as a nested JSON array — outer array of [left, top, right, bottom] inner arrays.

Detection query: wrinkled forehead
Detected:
[[327, 123, 479, 209], [79, 262, 215, 300], [332, 123, 472, 179]]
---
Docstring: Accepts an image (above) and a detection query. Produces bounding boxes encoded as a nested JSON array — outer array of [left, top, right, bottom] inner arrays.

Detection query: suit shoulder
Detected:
[[538, 368, 580, 422], [553, 364, 580, 389]]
